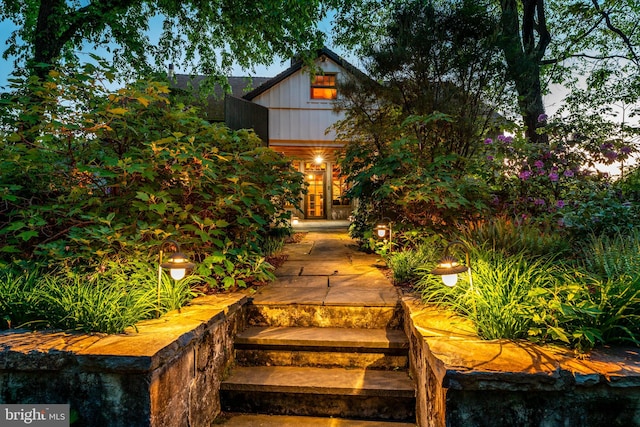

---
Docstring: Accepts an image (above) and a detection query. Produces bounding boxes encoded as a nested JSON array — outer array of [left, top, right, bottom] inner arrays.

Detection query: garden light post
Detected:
[[375, 217, 393, 252], [430, 241, 472, 288], [157, 239, 195, 318]]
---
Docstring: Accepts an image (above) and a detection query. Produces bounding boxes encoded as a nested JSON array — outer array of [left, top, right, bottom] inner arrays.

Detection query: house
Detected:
[[173, 47, 363, 220]]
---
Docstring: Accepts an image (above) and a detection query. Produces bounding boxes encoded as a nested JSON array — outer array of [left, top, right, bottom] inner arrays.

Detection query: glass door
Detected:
[[305, 171, 325, 218]]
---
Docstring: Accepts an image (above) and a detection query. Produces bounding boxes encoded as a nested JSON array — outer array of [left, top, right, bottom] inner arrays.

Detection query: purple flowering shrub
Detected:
[[479, 132, 596, 224], [477, 119, 639, 238]]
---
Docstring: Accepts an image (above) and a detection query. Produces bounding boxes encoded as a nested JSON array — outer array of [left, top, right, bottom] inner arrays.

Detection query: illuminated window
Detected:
[[332, 165, 350, 206], [310, 74, 337, 100], [305, 161, 326, 171]]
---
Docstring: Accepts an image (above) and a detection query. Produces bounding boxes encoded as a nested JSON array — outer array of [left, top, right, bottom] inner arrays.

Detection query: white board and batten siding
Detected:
[[250, 58, 345, 145]]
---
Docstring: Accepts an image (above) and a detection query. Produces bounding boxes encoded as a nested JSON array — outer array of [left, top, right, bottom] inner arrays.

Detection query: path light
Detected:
[[291, 216, 299, 226], [375, 217, 393, 252], [430, 241, 472, 287], [157, 239, 195, 317]]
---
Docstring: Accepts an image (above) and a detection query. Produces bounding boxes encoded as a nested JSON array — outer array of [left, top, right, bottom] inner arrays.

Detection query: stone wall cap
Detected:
[[0, 294, 248, 373], [401, 296, 640, 390]]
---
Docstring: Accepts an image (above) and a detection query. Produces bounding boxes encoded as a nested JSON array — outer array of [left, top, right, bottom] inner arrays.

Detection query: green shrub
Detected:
[[260, 227, 291, 257], [460, 217, 572, 258], [561, 190, 640, 239], [0, 269, 43, 329], [386, 237, 441, 285], [0, 62, 303, 292], [416, 248, 559, 340], [99, 259, 201, 315], [581, 230, 640, 280], [36, 274, 156, 334], [411, 233, 640, 352], [526, 272, 640, 353], [538, 232, 640, 351]]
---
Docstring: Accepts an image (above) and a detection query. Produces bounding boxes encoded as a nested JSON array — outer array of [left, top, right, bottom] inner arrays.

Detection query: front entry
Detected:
[[305, 171, 325, 218]]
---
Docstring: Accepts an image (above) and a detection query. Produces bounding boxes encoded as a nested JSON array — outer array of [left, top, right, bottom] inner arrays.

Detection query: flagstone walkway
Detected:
[[220, 223, 416, 426], [253, 226, 400, 308]]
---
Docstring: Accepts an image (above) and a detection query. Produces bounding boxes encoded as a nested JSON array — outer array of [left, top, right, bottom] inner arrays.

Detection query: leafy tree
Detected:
[[333, 0, 640, 143], [0, 61, 303, 289], [335, 0, 504, 235], [497, 0, 550, 142], [0, 0, 354, 83]]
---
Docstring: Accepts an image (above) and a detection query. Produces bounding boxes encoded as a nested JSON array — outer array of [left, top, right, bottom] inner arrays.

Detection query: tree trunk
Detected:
[[31, 0, 67, 79], [499, 0, 550, 143]]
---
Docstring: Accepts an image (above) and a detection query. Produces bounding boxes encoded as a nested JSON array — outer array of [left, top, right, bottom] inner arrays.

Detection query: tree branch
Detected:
[[541, 53, 636, 66], [534, 0, 550, 61], [591, 0, 640, 65]]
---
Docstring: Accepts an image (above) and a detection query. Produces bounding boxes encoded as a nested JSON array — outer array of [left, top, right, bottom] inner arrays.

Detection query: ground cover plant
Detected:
[[0, 61, 301, 333], [0, 262, 201, 333], [385, 218, 640, 353]]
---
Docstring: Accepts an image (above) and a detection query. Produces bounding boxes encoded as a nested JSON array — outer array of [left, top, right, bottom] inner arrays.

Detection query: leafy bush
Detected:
[[261, 227, 291, 257], [541, 232, 640, 351], [0, 270, 43, 329], [0, 61, 301, 332], [416, 248, 558, 340], [561, 189, 640, 239], [581, 230, 640, 280], [0, 61, 303, 291], [617, 164, 640, 202], [459, 217, 572, 259], [477, 126, 639, 241], [526, 272, 639, 353], [386, 235, 442, 285]]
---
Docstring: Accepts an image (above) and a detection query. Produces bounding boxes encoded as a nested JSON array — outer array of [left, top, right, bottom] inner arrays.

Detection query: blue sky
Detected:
[[0, 18, 17, 89], [0, 12, 351, 90], [0, 17, 290, 89]]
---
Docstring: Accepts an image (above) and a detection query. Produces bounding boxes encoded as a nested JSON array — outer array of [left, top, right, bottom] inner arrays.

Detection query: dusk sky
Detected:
[[0, 13, 346, 91]]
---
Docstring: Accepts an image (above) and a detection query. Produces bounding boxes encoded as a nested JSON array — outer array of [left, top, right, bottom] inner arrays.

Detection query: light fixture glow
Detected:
[[314, 155, 324, 164], [158, 240, 195, 317], [441, 274, 458, 287], [374, 217, 393, 252], [170, 268, 186, 281], [430, 242, 472, 288], [161, 251, 194, 279]]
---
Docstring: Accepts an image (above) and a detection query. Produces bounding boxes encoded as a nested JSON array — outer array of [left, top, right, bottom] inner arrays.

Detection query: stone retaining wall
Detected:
[[402, 296, 640, 427], [0, 294, 249, 427], [4, 291, 639, 426]]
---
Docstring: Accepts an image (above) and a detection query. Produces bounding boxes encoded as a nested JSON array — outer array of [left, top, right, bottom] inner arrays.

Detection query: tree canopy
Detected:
[[0, 0, 354, 83], [332, 0, 640, 142]]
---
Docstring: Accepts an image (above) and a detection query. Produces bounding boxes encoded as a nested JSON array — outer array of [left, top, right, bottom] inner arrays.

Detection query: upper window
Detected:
[[310, 74, 337, 100]]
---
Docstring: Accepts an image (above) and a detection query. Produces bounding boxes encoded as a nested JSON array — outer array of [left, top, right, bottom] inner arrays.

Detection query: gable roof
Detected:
[[172, 75, 272, 99], [243, 46, 367, 101], [171, 75, 271, 121]]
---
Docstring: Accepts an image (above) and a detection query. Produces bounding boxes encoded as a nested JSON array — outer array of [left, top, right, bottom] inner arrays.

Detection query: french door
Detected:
[[305, 171, 325, 218]]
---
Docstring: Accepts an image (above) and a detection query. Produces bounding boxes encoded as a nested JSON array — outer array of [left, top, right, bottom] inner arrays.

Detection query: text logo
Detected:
[[1, 404, 69, 426]]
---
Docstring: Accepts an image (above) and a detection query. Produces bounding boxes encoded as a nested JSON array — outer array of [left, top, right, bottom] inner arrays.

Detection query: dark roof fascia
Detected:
[[171, 75, 272, 99], [243, 46, 368, 100], [242, 63, 303, 100]]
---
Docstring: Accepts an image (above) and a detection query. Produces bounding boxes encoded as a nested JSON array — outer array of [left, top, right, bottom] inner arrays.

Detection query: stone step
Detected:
[[235, 326, 409, 369], [217, 413, 417, 426], [246, 300, 403, 329], [246, 282, 403, 329], [220, 366, 415, 421]]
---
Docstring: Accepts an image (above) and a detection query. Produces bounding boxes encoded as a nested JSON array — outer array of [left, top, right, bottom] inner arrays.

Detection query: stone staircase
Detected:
[[219, 297, 416, 426], [217, 230, 417, 426]]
